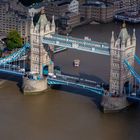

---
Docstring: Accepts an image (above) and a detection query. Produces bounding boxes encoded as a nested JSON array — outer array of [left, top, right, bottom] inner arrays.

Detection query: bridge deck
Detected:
[[127, 95, 140, 102], [43, 34, 110, 55], [47, 74, 104, 95]]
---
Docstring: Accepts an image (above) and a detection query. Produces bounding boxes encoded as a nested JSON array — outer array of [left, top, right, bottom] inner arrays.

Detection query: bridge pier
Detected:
[[101, 95, 130, 112], [22, 77, 48, 95]]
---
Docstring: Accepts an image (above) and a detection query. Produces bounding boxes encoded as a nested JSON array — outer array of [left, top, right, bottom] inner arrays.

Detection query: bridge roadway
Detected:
[[0, 64, 24, 75], [0, 43, 30, 65], [47, 73, 104, 95], [42, 34, 110, 55]]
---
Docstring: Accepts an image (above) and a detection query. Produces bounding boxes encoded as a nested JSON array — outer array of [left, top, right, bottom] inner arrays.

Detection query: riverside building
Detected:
[[0, 0, 30, 42], [80, 1, 114, 23]]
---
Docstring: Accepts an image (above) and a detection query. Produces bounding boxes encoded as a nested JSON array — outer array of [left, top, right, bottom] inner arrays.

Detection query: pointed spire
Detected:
[[52, 15, 55, 25], [132, 28, 136, 46], [30, 16, 35, 34], [111, 31, 114, 42], [118, 22, 129, 42], [41, 7, 45, 15], [31, 16, 34, 28], [122, 21, 126, 28], [51, 15, 55, 32], [132, 28, 136, 39]]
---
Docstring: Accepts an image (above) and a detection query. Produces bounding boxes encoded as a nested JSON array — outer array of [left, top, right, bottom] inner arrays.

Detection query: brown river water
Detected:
[[0, 22, 140, 140]]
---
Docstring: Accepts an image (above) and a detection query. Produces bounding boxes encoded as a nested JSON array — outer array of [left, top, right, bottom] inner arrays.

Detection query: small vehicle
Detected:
[[96, 84, 101, 88], [131, 92, 136, 96], [48, 73, 56, 78], [19, 68, 25, 73]]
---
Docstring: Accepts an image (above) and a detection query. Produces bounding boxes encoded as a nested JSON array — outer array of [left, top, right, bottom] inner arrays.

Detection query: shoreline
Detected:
[[0, 79, 6, 86]]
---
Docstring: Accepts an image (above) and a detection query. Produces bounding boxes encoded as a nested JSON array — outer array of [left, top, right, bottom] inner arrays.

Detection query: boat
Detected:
[[73, 59, 80, 67]]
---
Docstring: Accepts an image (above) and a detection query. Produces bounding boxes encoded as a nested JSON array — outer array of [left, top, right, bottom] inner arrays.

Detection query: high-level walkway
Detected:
[[43, 34, 110, 55]]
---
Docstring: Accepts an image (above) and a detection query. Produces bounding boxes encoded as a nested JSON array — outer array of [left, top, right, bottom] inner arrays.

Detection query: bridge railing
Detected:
[[42, 36, 110, 55], [47, 76, 104, 94], [53, 34, 109, 47], [0, 43, 30, 65]]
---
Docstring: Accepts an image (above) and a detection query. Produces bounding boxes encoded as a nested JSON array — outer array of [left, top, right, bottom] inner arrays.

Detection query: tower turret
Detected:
[[118, 22, 129, 50], [132, 29, 136, 46], [30, 16, 34, 34], [51, 15, 55, 32], [30, 8, 56, 76], [109, 23, 136, 95], [111, 31, 115, 48]]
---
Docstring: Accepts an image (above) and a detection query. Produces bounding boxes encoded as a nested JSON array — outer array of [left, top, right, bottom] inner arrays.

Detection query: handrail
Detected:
[[0, 43, 30, 65]]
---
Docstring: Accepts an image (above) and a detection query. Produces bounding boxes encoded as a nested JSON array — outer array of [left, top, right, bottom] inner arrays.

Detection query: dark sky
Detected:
[[19, 0, 43, 6]]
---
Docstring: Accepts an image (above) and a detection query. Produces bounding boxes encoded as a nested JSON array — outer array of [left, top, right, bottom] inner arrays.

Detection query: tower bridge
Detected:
[[0, 10, 139, 112]]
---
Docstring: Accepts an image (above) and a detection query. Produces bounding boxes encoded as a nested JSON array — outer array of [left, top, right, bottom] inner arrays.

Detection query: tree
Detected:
[[0, 49, 2, 57], [19, 0, 43, 6], [7, 30, 23, 50]]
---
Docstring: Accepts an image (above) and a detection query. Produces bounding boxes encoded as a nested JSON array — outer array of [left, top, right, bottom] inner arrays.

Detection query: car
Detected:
[[96, 84, 101, 88], [131, 92, 136, 96], [48, 73, 56, 78], [19, 68, 25, 73]]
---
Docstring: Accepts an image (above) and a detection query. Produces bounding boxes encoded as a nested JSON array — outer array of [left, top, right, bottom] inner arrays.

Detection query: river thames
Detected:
[[1, 22, 140, 140]]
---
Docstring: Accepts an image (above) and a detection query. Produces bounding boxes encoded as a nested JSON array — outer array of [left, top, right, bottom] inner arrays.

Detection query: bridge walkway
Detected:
[[43, 34, 110, 55], [47, 73, 104, 95]]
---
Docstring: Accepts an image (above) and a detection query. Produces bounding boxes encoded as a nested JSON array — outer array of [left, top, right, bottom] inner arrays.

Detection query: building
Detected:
[[45, 0, 80, 29], [68, 0, 79, 14], [0, 0, 30, 42], [59, 12, 80, 28], [80, 1, 114, 23], [45, 0, 70, 19], [102, 0, 140, 13]]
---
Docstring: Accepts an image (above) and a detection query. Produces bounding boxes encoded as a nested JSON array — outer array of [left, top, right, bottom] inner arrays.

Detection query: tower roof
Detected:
[[35, 9, 48, 31], [37, 13, 48, 27], [118, 23, 129, 42]]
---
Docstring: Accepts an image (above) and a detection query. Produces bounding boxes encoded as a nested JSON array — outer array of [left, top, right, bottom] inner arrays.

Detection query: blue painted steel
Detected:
[[0, 43, 30, 75], [134, 55, 140, 65], [124, 60, 140, 101], [47, 77, 104, 95], [0, 68, 24, 76], [43, 65, 48, 75], [124, 60, 140, 82], [127, 96, 140, 102], [0, 43, 30, 65], [42, 34, 110, 55]]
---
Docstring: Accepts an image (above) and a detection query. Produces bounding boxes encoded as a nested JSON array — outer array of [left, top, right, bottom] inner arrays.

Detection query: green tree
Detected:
[[7, 30, 23, 50], [19, 0, 43, 6], [0, 49, 2, 57]]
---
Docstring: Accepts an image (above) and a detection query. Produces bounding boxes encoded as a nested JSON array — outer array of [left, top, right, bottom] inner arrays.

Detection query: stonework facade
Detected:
[[109, 24, 136, 95], [80, 2, 114, 23], [68, 0, 79, 14], [30, 11, 55, 76]]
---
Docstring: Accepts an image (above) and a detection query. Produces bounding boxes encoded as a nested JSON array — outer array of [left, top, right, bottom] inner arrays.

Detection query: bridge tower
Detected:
[[102, 23, 136, 112], [109, 23, 136, 95], [30, 9, 55, 76], [23, 9, 56, 94]]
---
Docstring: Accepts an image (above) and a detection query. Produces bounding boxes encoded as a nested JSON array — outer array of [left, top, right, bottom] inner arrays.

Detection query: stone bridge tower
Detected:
[[109, 23, 136, 95], [30, 9, 55, 76]]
